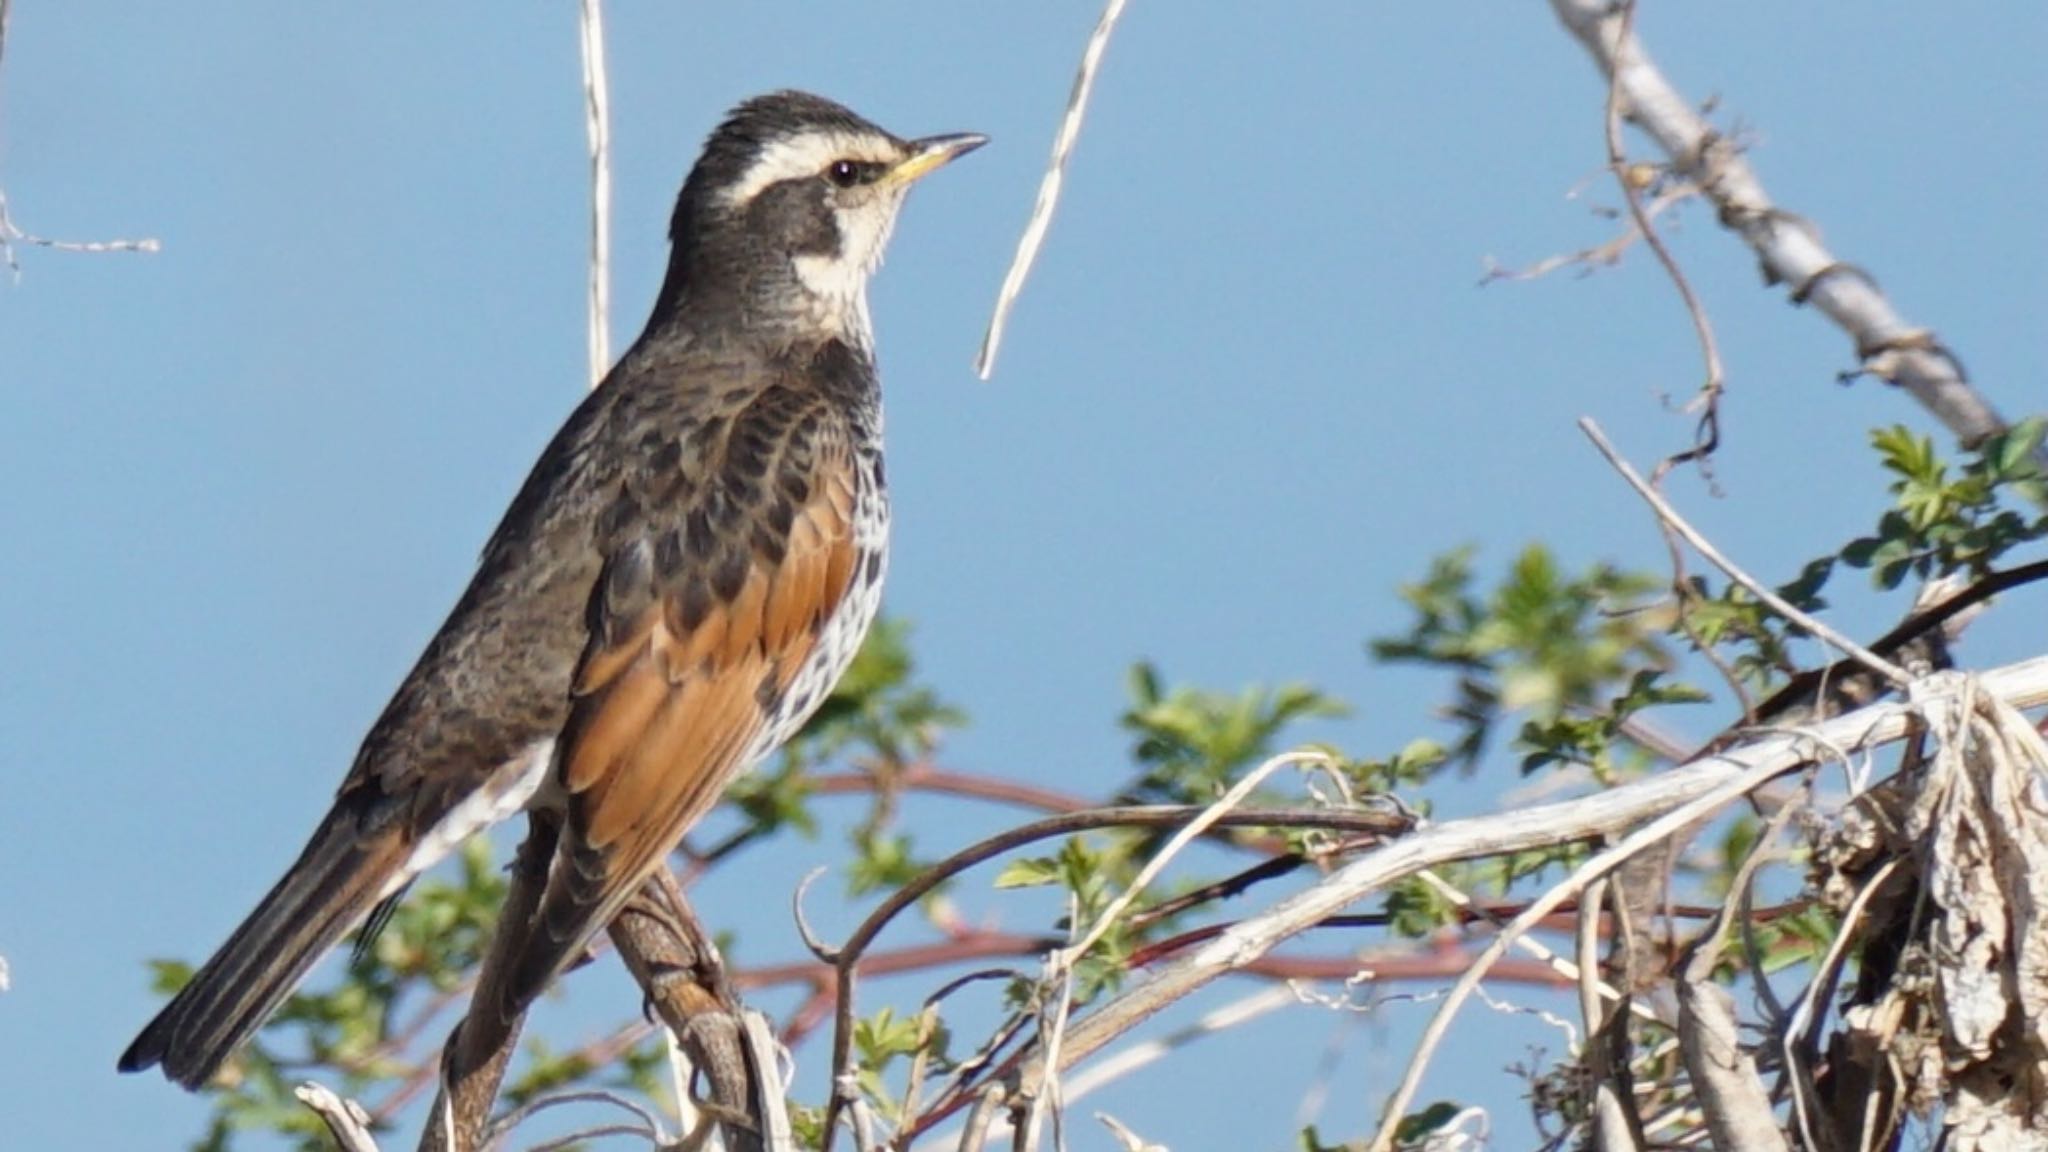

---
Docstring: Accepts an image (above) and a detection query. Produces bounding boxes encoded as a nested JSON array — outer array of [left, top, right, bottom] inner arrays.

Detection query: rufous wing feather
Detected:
[[499, 445, 862, 1011]]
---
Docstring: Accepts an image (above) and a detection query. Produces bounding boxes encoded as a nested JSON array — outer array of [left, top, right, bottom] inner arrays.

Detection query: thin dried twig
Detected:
[[0, 184, 160, 280], [1480, 181, 1698, 285], [1581, 418, 1909, 686], [1017, 894, 1082, 1152], [484, 1090, 671, 1150], [524, 1125, 663, 1152], [974, 0, 1128, 379], [1600, 0, 1724, 477]]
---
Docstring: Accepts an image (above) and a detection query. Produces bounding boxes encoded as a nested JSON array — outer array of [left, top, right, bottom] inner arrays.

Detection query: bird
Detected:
[[120, 89, 984, 1089]]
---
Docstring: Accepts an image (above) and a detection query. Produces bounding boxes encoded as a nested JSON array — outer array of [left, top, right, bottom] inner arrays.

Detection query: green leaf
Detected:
[[1989, 415, 2046, 478], [993, 856, 1063, 890], [1393, 1101, 1466, 1142]]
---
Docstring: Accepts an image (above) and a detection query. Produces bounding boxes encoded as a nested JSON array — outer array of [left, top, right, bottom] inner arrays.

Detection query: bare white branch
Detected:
[[0, 187, 162, 281], [1008, 655, 2048, 1137], [1548, 0, 2040, 468], [577, 0, 613, 389], [1673, 772, 1806, 1152], [743, 1009, 798, 1152], [0, 1, 161, 279]]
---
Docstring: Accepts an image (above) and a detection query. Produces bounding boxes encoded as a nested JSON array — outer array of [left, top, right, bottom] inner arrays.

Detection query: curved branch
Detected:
[[807, 765, 1096, 815], [814, 802, 1411, 1151]]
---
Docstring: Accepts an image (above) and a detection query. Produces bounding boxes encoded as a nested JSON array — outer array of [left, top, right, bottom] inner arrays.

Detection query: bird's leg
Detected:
[[611, 864, 765, 1152], [417, 810, 560, 1152]]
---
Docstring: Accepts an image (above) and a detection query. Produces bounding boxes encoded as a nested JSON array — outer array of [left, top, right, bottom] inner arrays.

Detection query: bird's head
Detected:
[[661, 90, 986, 348]]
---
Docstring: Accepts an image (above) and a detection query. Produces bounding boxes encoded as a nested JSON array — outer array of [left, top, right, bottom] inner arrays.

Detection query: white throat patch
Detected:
[[792, 198, 900, 349]]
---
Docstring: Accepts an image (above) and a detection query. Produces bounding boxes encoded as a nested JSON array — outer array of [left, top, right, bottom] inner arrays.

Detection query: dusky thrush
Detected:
[[121, 90, 984, 1088]]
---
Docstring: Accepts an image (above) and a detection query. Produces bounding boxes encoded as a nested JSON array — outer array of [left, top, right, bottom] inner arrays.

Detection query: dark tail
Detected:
[[119, 808, 409, 1088]]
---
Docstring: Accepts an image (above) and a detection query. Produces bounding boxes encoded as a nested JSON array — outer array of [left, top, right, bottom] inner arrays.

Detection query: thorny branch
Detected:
[[1548, 0, 2047, 478]]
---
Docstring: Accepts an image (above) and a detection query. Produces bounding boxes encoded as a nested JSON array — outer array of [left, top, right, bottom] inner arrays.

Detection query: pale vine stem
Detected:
[[1576, 875, 1642, 1152], [578, 0, 613, 389], [1580, 417, 1909, 685], [1600, 0, 1722, 476], [1673, 770, 1810, 1152], [973, 0, 1128, 379]]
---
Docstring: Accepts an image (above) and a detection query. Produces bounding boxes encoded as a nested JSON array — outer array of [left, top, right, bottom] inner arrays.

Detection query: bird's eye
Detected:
[[826, 159, 864, 188]]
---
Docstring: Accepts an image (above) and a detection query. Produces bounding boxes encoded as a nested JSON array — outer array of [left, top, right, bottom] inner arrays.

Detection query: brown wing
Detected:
[[500, 407, 863, 1009]]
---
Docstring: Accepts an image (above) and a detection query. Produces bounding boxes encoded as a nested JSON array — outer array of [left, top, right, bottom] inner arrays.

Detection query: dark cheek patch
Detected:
[[751, 179, 841, 258]]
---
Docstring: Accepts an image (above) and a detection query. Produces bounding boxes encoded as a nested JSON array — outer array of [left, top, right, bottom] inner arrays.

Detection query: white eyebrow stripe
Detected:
[[721, 131, 895, 208]]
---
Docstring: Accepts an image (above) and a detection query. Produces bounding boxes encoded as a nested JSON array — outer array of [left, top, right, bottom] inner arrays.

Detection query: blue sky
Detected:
[[4, 3, 2046, 1149]]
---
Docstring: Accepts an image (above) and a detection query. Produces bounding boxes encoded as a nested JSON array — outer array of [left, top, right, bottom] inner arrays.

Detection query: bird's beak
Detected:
[[883, 132, 989, 187]]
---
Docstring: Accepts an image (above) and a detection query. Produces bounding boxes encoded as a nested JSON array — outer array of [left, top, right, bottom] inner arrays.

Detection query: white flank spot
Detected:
[[380, 738, 555, 898]]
